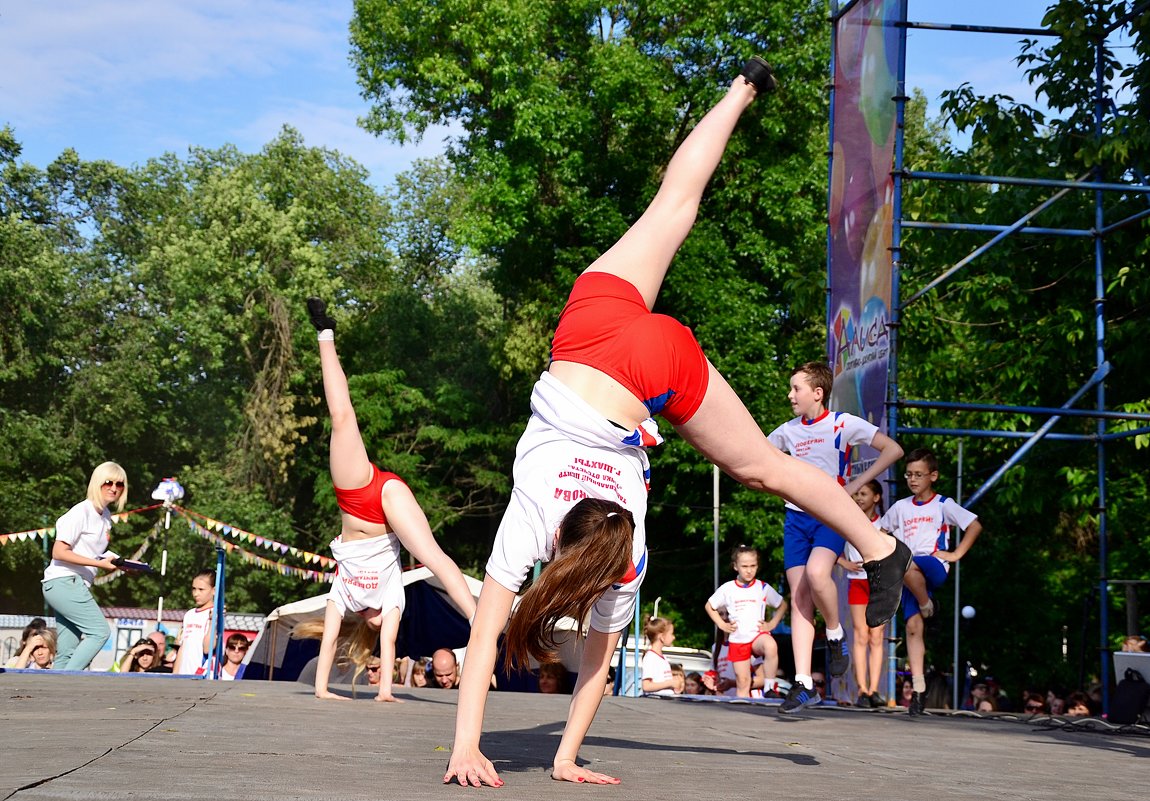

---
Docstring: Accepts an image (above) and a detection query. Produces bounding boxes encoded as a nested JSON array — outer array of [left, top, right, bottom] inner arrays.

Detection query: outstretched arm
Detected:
[[551, 626, 624, 784], [444, 577, 516, 787], [314, 601, 350, 701]]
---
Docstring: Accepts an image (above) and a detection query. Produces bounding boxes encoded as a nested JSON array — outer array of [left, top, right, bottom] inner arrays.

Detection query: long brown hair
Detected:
[[503, 498, 635, 670]]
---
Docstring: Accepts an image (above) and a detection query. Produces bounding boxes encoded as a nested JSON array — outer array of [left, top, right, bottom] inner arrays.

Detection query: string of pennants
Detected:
[[0, 503, 162, 547], [171, 506, 336, 569], [1, 503, 336, 584], [173, 507, 335, 584]]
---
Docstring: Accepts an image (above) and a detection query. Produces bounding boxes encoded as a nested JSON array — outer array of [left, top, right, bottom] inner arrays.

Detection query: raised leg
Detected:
[[318, 339, 374, 490], [381, 481, 478, 622], [676, 363, 897, 564], [585, 78, 759, 309]]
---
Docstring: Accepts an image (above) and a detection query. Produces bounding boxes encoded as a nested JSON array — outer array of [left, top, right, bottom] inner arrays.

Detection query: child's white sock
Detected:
[[794, 673, 813, 690], [318, 329, 334, 342], [825, 624, 844, 641], [912, 674, 926, 694]]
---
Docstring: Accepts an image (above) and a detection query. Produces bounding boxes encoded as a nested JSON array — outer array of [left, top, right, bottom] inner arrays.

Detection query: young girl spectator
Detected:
[[409, 657, 430, 688], [641, 616, 677, 696], [443, 62, 910, 788], [670, 664, 686, 695], [838, 479, 888, 708], [174, 570, 215, 675], [300, 300, 477, 702], [705, 545, 787, 698], [683, 672, 708, 696], [42, 462, 127, 670], [5, 629, 56, 669]]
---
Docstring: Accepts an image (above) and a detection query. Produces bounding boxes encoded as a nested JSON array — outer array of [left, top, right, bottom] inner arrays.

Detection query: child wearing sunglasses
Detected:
[[42, 462, 128, 670]]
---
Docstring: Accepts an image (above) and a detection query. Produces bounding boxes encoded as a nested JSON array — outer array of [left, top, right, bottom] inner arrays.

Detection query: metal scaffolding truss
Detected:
[[831, 0, 1149, 714]]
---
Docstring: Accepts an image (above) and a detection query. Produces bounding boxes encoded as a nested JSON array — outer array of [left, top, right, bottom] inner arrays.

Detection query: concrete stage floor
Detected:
[[2, 671, 1144, 800]]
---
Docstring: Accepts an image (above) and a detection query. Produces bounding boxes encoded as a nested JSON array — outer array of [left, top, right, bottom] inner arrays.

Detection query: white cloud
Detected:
[[0, 0, 346, 125]]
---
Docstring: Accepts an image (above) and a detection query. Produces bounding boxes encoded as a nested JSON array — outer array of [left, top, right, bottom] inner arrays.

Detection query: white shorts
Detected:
[[328, 533, 405, 616]]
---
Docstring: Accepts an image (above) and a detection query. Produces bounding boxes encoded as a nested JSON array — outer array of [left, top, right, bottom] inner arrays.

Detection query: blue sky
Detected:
[[1, 1, 1075, 190]]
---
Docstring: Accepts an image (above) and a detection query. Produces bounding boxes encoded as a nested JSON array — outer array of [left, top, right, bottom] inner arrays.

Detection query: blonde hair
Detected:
[[503, 498, 635, 669], [292, 615, 379, 690], [86, 461, 128, 513]]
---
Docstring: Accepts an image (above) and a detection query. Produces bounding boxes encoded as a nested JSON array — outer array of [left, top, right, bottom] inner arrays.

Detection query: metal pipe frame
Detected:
[[860, 1, 1142, 717]]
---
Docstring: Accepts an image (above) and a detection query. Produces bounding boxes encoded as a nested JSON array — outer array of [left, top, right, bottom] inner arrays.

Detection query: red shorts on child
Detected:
[[848, 577, 871, 606], [727, 632, 770, 663]]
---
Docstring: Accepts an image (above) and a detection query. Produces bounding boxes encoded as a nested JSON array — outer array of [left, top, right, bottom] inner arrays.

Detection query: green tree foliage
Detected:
[[895, 0, 1149, 690], [0, 129, 510, 612], [350, 0, 836, 641]]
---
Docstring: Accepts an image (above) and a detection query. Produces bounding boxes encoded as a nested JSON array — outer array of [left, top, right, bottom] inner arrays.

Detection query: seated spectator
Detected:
[[5, 629, 56, 669], [684, 672, 707, 696], [898, 677, 914, 707], [431, 648, 459, 689], [116, 638, 158, 673], [537, 662, 569, 694], [1023, 692, 1047, 715], [811, 670, 827, 701], [603, 666, 616, 696], [147, 630, 168, 659], [924, 670, 950, 710], [408, 657, 430, 687], [670, 663, 686, 695], [1122, 635, 1148, 653], [975, 696, 998, 713], [364, 657, 383, 686], [1065, 690, 1092, 717], [1049, 694, 1066, 715], [219, 633, 250, 680], [963, 681, 990, 711]]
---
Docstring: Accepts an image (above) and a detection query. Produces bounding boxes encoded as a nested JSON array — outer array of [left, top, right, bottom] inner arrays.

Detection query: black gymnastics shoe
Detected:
[[740, 56, 778, 95], [863, 539, 912, 628], [306, 297, 337, 332]]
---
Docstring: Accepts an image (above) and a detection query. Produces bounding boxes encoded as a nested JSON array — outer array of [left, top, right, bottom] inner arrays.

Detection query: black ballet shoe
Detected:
[[740, 56, 778, 95], [307, 297, 337, 332]]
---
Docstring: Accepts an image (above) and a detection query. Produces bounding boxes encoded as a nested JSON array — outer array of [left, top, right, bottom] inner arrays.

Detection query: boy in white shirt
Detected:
[[880, 448, 982, 715], [768, 362, 904, 713]]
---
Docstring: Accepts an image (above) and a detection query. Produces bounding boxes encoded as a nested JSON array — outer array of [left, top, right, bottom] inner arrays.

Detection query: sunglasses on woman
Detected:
[[102, 480, 126, 488]]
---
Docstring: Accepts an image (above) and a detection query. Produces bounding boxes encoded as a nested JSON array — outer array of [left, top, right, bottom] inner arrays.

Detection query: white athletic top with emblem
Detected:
[[767, 410, 879, 512], [879, 493, 978, 572], [706, 579, 785, 644]]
